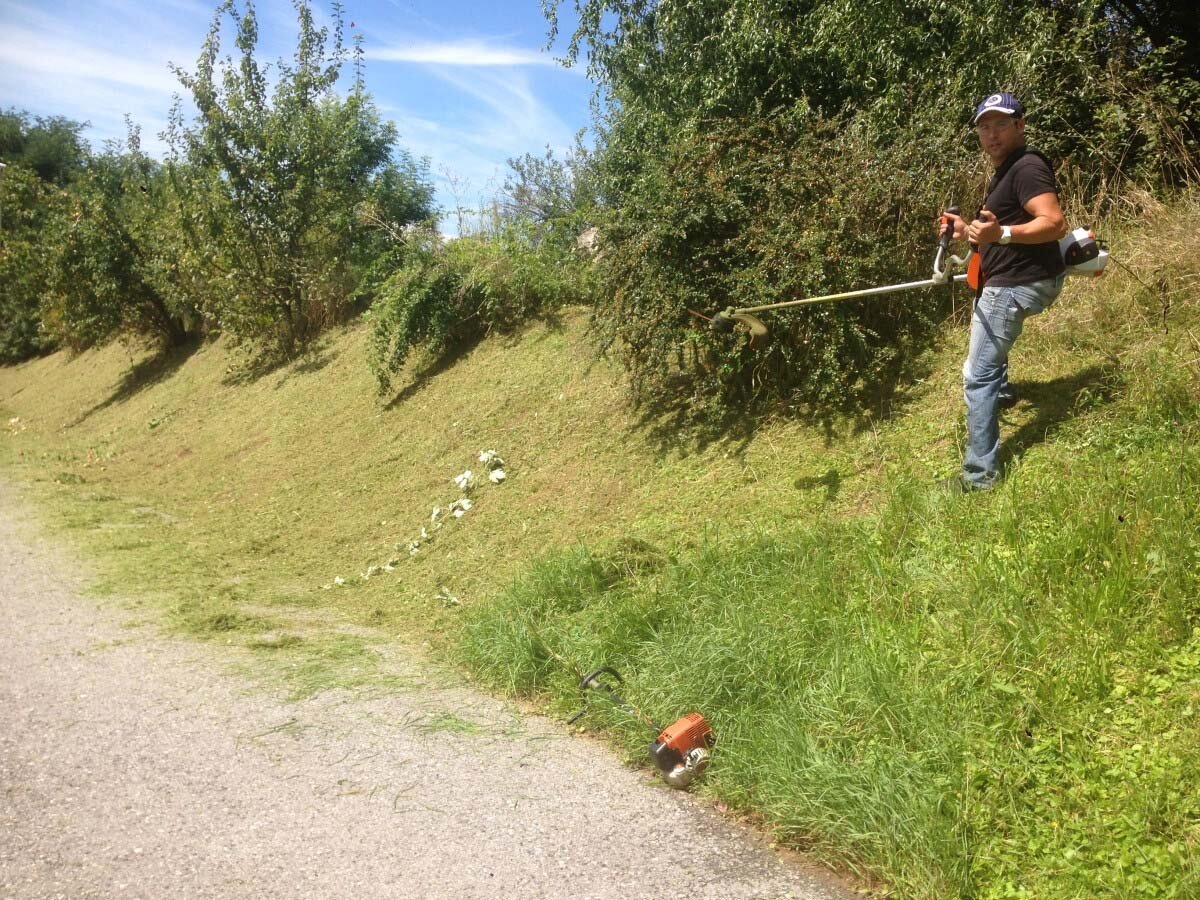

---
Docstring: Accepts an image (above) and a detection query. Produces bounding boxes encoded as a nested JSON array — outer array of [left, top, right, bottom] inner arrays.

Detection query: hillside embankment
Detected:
[[2, 193, 1198, 898]]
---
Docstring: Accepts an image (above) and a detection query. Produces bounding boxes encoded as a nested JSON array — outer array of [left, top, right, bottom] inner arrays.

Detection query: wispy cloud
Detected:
[[0, 25, 184, 95], [369, 39, 558, 68]]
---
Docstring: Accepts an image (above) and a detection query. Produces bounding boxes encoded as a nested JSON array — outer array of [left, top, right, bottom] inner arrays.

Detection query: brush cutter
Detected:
[[710, 207, 1108, 342], [568, 666, 715, 789]]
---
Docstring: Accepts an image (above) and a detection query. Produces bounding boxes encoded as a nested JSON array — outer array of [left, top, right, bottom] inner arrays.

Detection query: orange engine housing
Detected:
[[649, 712, 715, 774]]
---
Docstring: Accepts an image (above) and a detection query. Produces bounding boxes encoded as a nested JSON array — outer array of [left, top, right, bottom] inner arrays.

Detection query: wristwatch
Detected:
[[998, 225, 1013, 245]]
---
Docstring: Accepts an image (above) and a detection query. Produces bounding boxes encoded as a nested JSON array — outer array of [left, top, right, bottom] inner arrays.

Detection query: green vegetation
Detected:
[[367, 224, 595, 393], [0, 1, 435, 365], [549, 0, 1200, 421], [3, 190, 1198, 897], [3, 1, 1200, 896], [165, 0, 433, 359]]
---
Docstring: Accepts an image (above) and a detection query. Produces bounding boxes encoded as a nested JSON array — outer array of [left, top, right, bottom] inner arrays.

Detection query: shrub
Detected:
[[40, 129, 199, 352], [368, 225, 594, 393], [165, 0, 433, 360], [545, 0, 1200, 424], [0, 164, 59, 362], [591, 108, 964, 424]]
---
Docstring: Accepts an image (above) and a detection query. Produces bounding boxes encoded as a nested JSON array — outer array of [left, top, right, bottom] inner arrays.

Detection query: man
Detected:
[[940, 92, 1068, 491]]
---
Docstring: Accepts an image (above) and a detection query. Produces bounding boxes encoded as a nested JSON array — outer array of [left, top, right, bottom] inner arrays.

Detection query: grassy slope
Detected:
[[2, 195, 1198, 898]]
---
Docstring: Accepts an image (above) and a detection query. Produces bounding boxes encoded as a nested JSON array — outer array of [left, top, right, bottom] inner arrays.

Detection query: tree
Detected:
[[165, 0, 434, 359], [40, 124, 198, 352], [501, 139, 598, 247], [0, 109, 90, 185], [0, 165, 59, 361]]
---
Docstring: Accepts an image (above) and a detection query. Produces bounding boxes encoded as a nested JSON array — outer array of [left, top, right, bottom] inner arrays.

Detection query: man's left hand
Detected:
[[967, 209, 1002, 245]]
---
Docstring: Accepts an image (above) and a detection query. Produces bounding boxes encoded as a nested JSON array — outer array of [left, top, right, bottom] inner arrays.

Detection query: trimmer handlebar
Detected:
[[933, 204, 971, 285], [938, 205, 960, 254]]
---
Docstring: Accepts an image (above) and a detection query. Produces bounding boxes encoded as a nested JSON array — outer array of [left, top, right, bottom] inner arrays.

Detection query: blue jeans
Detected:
[[962, 276, 1065, 488]]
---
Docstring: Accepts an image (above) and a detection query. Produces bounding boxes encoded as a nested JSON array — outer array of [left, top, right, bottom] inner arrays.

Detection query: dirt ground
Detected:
[[0, 477, 857, 900]]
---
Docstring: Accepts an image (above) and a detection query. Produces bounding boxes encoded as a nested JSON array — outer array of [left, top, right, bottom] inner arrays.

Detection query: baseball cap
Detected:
[[973, 92, 1025, 124]]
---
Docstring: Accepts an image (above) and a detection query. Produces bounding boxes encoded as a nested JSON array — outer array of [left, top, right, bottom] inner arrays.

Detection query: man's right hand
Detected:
[[938, 211, 967, 241]]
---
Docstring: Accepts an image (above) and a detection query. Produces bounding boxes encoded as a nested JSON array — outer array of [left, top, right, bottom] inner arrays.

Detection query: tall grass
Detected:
[[458, 197, 1200, 897], [459, 405, 1200, 896]]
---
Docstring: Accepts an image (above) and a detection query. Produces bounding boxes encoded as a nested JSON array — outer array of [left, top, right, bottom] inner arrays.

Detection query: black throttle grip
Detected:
[[938, 205, 960, 252]]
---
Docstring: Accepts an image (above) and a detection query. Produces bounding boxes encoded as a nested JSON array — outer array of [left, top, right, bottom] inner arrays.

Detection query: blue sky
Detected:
[[0, 0, 595, 233]]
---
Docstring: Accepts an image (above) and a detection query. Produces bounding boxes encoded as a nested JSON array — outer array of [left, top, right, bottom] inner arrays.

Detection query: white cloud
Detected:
[[0, 25, 183, 95], [369, 39, 558, 68]]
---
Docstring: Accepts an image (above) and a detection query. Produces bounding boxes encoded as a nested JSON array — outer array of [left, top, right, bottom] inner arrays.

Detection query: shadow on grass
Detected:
[[1000, 364, 1120, 467], [271, 341, 339, 390], [383, 312, 567, 410], [216, 336, 340, 389], [70, 336, 204, 427], [383, 339, 481, 410], [629, 344, 939, 461]]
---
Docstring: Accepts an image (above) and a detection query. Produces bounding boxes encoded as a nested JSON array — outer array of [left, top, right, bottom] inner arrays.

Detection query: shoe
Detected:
[[998, 391, 1018, 409], [938, 472, 992, 493]]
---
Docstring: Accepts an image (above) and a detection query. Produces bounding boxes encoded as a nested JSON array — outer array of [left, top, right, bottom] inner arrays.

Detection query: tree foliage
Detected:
[[165, 0, 434, 359], [0, 109, 90, 185], [39, 125, 197, 352], [501, 138, 599, 249], [0, 164, 60, 362], [368, 224, 594, 394], [543, 0, 1200, 422]]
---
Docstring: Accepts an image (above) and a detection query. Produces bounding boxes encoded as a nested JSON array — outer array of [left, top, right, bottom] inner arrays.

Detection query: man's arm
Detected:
[[967, 193, 1067, 245]]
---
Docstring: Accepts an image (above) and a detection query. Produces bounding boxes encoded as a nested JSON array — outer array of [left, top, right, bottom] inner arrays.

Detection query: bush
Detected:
[[591, 108, 963, 424], [368, 225, 595, 393], [546, 0, 1200, 424], [40, 131, 199, 352], [165, 0, 433, 360], [0, 164, 59, 362]]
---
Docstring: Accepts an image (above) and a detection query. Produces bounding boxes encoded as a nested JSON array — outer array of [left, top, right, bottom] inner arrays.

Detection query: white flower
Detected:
[[431, 506, 444, 523], [333, 576, 346, 586], [453, 470, 475, 491], [449, 498, 473, 517], [488, 468, 506, 484]]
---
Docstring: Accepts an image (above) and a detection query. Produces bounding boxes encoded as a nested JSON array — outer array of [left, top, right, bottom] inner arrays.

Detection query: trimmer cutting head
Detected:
[[710, 309, 769, 345]]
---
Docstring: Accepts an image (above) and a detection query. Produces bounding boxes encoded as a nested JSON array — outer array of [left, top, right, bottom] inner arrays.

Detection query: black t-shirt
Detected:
[[980, 147, 1065, 287]]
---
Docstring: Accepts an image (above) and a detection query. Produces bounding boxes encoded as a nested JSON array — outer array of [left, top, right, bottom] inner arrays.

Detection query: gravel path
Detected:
[[0, 478, 856, 900]]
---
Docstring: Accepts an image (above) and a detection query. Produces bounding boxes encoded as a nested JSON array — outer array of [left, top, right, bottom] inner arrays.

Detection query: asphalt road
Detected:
[[0, 477, 857, 900]]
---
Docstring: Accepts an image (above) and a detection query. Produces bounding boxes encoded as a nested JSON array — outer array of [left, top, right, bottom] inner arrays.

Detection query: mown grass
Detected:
[[1, 192, 1198, 897]]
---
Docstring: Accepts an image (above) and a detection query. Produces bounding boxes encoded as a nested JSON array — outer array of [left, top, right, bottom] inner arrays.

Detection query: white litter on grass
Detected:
[[331, 449, 508, 589], [436, 586, 461, 607]]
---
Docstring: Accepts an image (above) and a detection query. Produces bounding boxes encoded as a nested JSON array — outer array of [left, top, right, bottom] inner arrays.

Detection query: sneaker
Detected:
[[998, 391, 1019, 409]]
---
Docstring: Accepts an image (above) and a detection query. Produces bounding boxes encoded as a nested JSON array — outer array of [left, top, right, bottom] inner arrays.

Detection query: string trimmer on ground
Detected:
[[568, 666, 715, 789]]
